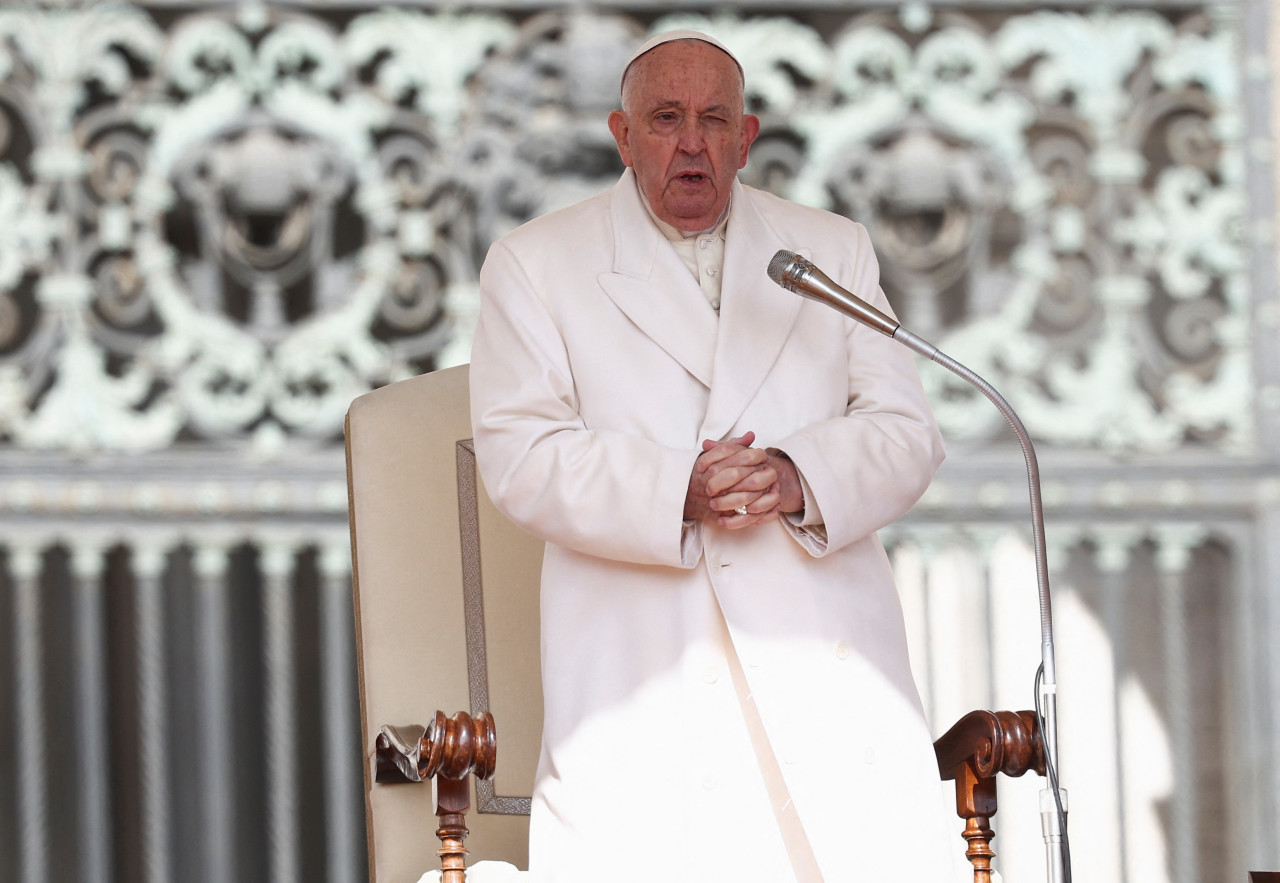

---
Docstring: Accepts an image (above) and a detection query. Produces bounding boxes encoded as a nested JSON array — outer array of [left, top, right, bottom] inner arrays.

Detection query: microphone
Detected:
[[767, 250, 942, 361], [767, 247, 1071, 883], [766, 250, 898, 338]]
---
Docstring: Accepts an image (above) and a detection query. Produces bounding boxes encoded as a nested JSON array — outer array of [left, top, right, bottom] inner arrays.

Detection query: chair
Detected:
[[346, 364, 543, 881], [346, 365, 1050, 883]]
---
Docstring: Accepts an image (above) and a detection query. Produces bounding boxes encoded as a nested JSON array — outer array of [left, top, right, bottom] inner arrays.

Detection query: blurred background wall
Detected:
[[0, 1, 1276, 881]]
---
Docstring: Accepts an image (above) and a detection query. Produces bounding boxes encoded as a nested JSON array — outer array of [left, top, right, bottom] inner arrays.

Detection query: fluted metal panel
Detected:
[[12, 547, 47, 883], [70, 545, 113, 883], [194, 544, 235, 883], [318, 543, 362, 883]]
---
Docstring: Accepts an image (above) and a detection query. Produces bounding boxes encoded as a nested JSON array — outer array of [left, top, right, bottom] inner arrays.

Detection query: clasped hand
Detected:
[[683, 431, 803, 529]]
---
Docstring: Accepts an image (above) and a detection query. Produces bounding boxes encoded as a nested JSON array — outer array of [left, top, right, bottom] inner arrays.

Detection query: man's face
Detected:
[[608, 41, 760, 232]]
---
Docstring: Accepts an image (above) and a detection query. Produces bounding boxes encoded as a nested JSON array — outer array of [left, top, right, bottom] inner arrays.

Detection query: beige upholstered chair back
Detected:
[[346, 364, 544, 882]]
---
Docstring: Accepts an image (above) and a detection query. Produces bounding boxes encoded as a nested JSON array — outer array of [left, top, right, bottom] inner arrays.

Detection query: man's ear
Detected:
[[738, 114, 761, 168], [608, 110, 634, 168]]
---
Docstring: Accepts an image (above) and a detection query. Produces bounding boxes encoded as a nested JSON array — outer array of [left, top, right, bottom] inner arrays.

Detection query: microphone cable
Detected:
[[1035, 663, 1073, 883]]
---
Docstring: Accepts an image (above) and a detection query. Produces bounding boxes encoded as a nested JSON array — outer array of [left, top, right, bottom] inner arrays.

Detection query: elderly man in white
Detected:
[[470, 29, 960, 883]]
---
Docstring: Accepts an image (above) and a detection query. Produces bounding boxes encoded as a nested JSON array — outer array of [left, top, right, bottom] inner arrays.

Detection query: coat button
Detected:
[[834, 640, 851, 660], [702, 776, 717, 791], [702, 666, 719, 685], [863, 746, 876, 765]]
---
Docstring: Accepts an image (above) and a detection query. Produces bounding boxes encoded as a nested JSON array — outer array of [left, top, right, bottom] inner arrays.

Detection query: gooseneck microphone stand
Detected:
[[768, 250, 1069, 883]]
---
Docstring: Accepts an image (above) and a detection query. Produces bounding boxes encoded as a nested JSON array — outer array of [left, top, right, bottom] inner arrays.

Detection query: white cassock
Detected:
[[470, 169, 960, 882]]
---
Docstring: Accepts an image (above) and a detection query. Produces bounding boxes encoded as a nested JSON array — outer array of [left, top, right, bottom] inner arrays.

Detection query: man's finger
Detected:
[[705, 430, 755, 449], [709, 465, 777, 497], [705, 462, 776, 496], [702, 431, 754, 453], [698, 445, 768, 476], [718, 501, 782, 529], [715, 486, 779, 514]]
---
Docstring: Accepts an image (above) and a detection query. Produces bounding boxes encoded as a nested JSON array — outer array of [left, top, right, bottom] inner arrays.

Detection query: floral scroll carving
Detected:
[[0, 3, 1255, 456]]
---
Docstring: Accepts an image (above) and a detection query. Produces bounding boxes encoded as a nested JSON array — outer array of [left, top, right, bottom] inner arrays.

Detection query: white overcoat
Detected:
[[470, 170, 959, 882]]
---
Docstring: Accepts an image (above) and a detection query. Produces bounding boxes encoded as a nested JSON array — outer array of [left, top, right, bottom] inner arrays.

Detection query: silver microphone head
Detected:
[[766, 247, 900, 337], [767, 250, 813, 292]]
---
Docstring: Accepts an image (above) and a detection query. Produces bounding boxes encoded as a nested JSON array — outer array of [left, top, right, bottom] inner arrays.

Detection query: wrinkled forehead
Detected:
[[620, 30, 744, 97]]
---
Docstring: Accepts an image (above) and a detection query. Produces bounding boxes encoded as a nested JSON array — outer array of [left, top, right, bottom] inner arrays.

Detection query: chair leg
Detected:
[[435, 776, 471, 883], [960, 815, 996, 883]]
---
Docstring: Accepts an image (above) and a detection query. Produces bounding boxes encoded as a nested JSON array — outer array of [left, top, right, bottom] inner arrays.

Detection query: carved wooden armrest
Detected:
[[934, 710, 1045, 883], [375, 711, 497, 883]]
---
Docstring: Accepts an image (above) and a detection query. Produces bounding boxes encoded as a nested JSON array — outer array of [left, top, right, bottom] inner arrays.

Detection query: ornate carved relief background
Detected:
[[0, 2, 1277, 883], [0, 1, 1259, 455]]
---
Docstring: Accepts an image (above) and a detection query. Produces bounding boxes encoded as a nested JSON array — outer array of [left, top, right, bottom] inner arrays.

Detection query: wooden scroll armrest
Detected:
[[934, 710, 1045, 883], [375, 711, 497, 883]]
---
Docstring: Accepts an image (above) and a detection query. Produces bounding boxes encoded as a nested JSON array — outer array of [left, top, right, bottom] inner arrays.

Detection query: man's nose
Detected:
[[676, 120, 707, 153]]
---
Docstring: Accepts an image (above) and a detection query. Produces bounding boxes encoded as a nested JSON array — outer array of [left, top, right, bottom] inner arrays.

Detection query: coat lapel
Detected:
[[699, 180, 804, 440], [597, 171, 718, 388]]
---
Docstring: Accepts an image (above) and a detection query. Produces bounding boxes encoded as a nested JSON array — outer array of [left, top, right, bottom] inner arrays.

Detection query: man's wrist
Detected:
[[765, 448, 804, 514]]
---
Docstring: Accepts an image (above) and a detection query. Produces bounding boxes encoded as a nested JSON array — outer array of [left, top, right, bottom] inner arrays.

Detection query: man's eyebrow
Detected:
[[646, 101, 734, 114]]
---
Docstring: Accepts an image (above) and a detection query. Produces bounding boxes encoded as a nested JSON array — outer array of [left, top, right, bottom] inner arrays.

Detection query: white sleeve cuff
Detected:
[[679, 518, 703, 568]]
